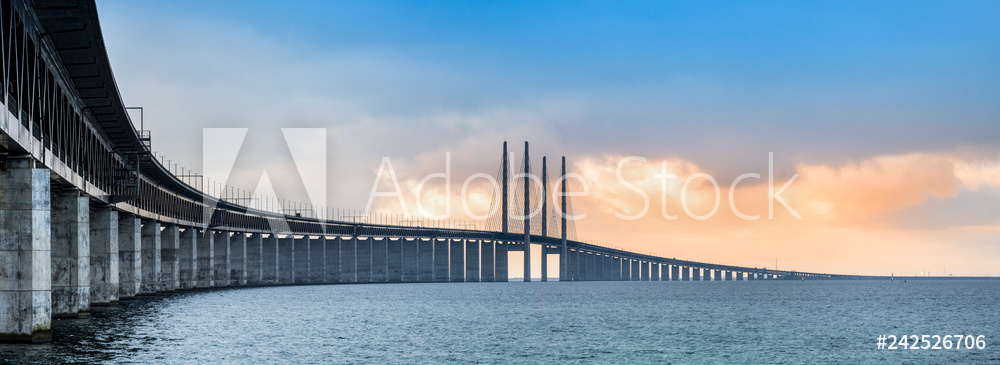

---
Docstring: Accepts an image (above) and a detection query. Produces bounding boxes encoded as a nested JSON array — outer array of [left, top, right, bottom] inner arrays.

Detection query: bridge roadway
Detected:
[[0, 0, 870, 343]]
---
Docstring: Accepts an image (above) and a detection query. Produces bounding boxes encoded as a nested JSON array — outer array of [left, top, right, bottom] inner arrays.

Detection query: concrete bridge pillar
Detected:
[[540, 245, 548, 282], [596, 255, 605, 280], [417, 239, 433, 282], [433, 239, 449, 282], [118, 213, 142, 300], [653, 263, 661, 281], [178, 228, 197, 289], [681, 266, 690, 281], [449, 239, 464, 282], [372, 238, 387, 283], [630, 259, 640, 281], [480, 240, 494, 282], [612, 257, 622, 281], [588, 252, 598, 281], [278, 235, 294, 284], [117, 214, 140, 299], [212, 231, 230, 286], [608, 256, 616, 281], [640, 261, 650, 281], [325, 237, 341, 283], [387, 238, 402, 283], [569, 250, 579, 280], [566, 249, 578, 281], [0, 160, 51, 343], [229, 233, 246, 286], [599, 254, 608, 280], [356, 237, 372, 283], [714, 269, 721, 281], [465, 240, 479, 282], [340, 237, 357, 283], [262, 234, 278, 285], [402, 238, 419, 282], [246, 233, 263, 285], [699, 268, 706, 281], [89, 206, 119, 305], [160, 224, 180, 291], [293, 236, 310, 284], [725, 270, 733, 281], [496, 242, 508, 282], [671, 265, 679, 281], [140, 221, 161, 293], [196, 230, 214, 288], [581, 251, 590, 281], [310, 236, 326, 283], [51, 190, 89, 319]]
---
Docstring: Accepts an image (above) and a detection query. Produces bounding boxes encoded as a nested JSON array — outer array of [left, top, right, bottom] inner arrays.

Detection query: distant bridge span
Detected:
[[1, 0, 878, 343]]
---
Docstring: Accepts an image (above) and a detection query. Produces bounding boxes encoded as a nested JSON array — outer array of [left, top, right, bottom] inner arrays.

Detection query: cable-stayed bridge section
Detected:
[[0, 0, 871, 344]]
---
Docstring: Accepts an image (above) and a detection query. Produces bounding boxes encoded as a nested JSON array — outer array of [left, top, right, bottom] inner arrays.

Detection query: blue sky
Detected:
[[100, 0, 1000, 170], [96, 1, 1000, 274]]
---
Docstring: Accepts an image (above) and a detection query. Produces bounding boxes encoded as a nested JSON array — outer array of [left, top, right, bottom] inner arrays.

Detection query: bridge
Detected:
[[1, 0, 873, 344]]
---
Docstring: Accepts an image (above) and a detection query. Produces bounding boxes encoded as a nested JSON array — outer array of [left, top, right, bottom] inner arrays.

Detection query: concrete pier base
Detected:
[[495, 242, 508, 282], [213, 231, 230, 287], [597, 255, 605, 280], [325, 237, 340, 283], [160, 225, 180, 291], [387, 239, 402, 283], [372, 238, 387, 283], [196, 230, 214, 288], [585, 252, 594, 281], [178, 228, 197, 289], [51, 191, 89, 318], [340, 237, 356, 283], [293, 236, 310, 284], [262, 234, 278, 285], [278, 236, 294, 285], [309, 236, 325, 284], [480, 241, 494, 282], [140, 221, 161, 294], [89, 206, 118, 305], [356, 237, 372, 283], [465, 240, 479, 282], [417, 239, 433, 282], [540, 245, 548, 282], [402, 239, 419, 282], [432, 239, 449, 282], [0, 161, 51, 342], [229, 233, 246, 286], [449, 239, 463, 282], [117, 214, 140, 299], [567, 249, 577, 281], [246, 233, 263, 285]]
